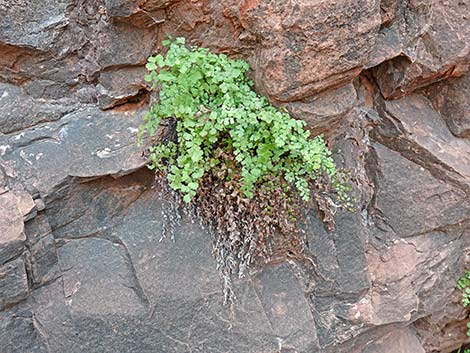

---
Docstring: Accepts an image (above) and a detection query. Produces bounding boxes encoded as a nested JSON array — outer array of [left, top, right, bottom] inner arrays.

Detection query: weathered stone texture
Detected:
[[0, 192, 26, 265], [370, 0, 470, 99], [0, 257, 29, 310], [426, 74, 470, 138], [0, 0, 469, 352]]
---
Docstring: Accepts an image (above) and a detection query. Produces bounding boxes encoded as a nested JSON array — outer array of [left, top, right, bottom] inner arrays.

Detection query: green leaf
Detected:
[[155, 54, 164, 67], [146, 62, 157, 71], [157, 70, 174, 82], [138, 36, 349, 252]]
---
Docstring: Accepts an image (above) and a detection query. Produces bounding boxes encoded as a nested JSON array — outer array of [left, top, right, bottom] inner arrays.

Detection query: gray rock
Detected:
[[97, 66, 149, 109], [415, 290, 470, 353], [305, 209, 371, 347], [0, 304, 46, 353], [0, 0, 70, 50], [0, 106, 148, 195], [0, 257, 29, 310], [0, 0, 469, 351], [45, 170, 150, 239], [0, 82, 77, 134], [372, 92, 470, 191], [362, 327, 425, 353], [29, 280, 82, 352], [58, 237, 148, 316], [0, 192, 26, 265], [367, 142, 469, 237], [37, 172, 322, 352], [26, 234, 59, 287], [23, 212, 59, 288], [104, 0, 175, 27], [24, 213, 52, 246]]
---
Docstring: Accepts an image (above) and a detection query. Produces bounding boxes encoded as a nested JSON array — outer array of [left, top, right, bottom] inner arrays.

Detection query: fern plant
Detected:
[[458, 271, 470, 340], [140, 37, 349, 204], [139, 37, 352, 303]]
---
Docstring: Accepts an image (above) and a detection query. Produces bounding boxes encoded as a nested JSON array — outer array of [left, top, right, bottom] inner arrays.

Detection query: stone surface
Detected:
[[0, 0, 70, 51], [415, 290, 470, 353], [97, 66, 149, 109], [287, 83, 357, 136], [26, 234, 59, 287], [96, 23, 156, 68], [372, 92, 470, 191], [104, 0, 179, 28], [13, 189, 37, 221], [0, 257, 29, 310], [240, 0, 381, 102], [426, 74, 470, 138], [0, 192, 26, 265], [0, 82, 77, 134], [0, 106, 147, 195], [362, 327, 426, 353], [370, 0, 470, 99], [0, 304, 46, 353], [367, 142, 469, 237], [0, 0, 470, 352], [13, 174, 323, 352], [355, 229, 463, 326]]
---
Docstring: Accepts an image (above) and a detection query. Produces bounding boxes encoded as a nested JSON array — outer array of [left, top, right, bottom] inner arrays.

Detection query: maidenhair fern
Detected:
[[139, 37, 352, 304], [140, 37, 348, 204]]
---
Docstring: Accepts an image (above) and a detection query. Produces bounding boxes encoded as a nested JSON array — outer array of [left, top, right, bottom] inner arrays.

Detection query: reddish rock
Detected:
[[0, 0, 469, 352], [415, 290, 470, 353], [287, 83, 357, 135], [104, 0, 180, 27], [239, 0, 381, 102], [363, 327, 425, 353], [370, 0, 470, 98], [426, 74, 470, 138]]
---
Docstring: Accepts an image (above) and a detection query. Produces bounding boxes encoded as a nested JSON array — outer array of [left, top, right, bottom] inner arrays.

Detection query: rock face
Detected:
[[0, 1, 469, 352]]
